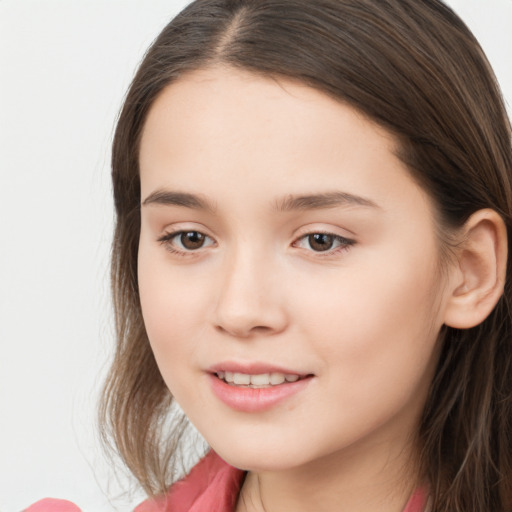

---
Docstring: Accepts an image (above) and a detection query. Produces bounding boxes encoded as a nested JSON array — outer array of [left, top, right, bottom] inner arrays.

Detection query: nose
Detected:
[[212, 248, 289, 338]]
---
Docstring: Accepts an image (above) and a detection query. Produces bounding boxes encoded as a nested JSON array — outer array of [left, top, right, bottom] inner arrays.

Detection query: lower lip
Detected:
[[208, 374, 312, 413]]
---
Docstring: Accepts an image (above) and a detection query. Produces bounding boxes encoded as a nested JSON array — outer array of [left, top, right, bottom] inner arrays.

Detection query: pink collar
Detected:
[[135, 451, 245, 512]]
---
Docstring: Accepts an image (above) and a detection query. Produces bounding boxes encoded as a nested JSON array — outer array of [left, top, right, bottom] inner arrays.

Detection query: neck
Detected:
[[236, 435, 421, 512]]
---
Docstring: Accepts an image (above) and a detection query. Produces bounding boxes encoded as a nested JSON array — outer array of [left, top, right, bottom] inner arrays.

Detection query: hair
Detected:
[[99, 0, 512, 510]]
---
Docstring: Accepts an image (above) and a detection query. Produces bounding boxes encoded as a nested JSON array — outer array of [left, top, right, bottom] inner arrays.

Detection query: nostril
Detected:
[[214, 323, 274, 338], [251, 325, 273, 333]]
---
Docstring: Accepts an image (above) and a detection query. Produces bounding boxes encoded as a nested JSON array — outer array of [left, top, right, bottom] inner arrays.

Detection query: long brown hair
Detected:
[[100, 1, 512, 509]]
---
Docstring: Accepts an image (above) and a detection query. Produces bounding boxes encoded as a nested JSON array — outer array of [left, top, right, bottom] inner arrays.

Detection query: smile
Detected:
[[216, 371, 301, 387], [208, 366, 314, 413]]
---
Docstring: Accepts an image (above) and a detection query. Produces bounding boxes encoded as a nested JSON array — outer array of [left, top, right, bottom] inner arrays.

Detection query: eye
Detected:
[[294, 232, 354, 253], [158, 230, 215, 252]]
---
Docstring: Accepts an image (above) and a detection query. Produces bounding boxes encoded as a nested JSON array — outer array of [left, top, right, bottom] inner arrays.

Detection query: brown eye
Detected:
[[308, 233, 335, 251], [158, 229, 215, 254], [180, 231, 207, 250], [293, 232, 355, 254]]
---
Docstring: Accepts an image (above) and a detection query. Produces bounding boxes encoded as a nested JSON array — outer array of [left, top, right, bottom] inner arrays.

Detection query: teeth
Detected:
[[233, 373, 251, 385], [270, 373, 286, 385], [216, 371, 301, 387], [250, 373, 270, 386]]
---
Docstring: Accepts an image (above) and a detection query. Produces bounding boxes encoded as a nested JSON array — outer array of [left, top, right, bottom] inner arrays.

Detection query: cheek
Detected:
[[284, 258, 443, 451], [137, 248, 209, 374], [290, 244, 443, 382], [138, 270, 211, 411]]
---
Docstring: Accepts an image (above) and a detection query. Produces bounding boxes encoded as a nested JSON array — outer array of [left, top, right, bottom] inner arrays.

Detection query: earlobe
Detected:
[[444, 209, 507, 329]]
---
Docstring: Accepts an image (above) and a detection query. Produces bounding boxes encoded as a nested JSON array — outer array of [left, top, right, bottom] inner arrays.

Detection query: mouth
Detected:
[[207, 362, 314, 412], [214, 371, 305, 388], [208, 367, 314, 412]]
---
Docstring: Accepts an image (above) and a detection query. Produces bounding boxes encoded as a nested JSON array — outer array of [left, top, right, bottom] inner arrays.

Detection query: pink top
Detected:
[[23, 499, 81, 512], [26, 451, 427, 512]]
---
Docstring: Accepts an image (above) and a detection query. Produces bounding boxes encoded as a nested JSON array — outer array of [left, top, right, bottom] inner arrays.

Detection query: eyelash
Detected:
[[292, 232, 355, 256], [157, 230, 355, 258], [157, 230, 216, 257]]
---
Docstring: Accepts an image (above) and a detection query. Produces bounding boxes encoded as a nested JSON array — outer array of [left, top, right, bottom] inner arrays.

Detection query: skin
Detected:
[[137, 66, 459, 512]]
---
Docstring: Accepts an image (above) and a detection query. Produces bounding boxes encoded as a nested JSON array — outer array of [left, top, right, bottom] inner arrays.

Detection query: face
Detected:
[[138, 66, 452, 474]]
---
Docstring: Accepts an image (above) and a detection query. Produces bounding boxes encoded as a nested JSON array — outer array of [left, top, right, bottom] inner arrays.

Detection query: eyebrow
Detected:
[[142, 190, 217, 213], [141, 189, 379, 213], [273, 191, 380, 212]]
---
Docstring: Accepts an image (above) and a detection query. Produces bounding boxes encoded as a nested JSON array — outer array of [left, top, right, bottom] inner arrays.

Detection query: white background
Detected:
[[0, 1, 511, 511]]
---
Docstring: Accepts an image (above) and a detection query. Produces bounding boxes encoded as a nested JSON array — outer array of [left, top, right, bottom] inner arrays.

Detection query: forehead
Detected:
[[138, 66, 430, 219], [140, 66, 396, 155]]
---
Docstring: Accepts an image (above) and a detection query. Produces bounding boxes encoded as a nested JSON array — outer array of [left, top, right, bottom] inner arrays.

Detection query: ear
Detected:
[[444, 209, 507, 329]]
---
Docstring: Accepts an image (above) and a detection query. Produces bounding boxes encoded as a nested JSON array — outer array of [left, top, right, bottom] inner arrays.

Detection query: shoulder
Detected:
[[135, 451, 246, 512], [403, 487, 429, 512], [24, 498, 81, 512], [24, 453, 244, 512]]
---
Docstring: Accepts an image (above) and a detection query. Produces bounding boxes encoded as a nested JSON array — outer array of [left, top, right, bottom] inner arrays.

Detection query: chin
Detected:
[[207, 434, 317, 472]]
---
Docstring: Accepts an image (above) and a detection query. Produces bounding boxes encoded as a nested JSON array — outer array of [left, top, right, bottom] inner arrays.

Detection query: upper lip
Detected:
[[207, 361, 311, 376]]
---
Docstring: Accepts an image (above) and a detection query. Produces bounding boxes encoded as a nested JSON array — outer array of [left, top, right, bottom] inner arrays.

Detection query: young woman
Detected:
[[27, 0, 512, 510]]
